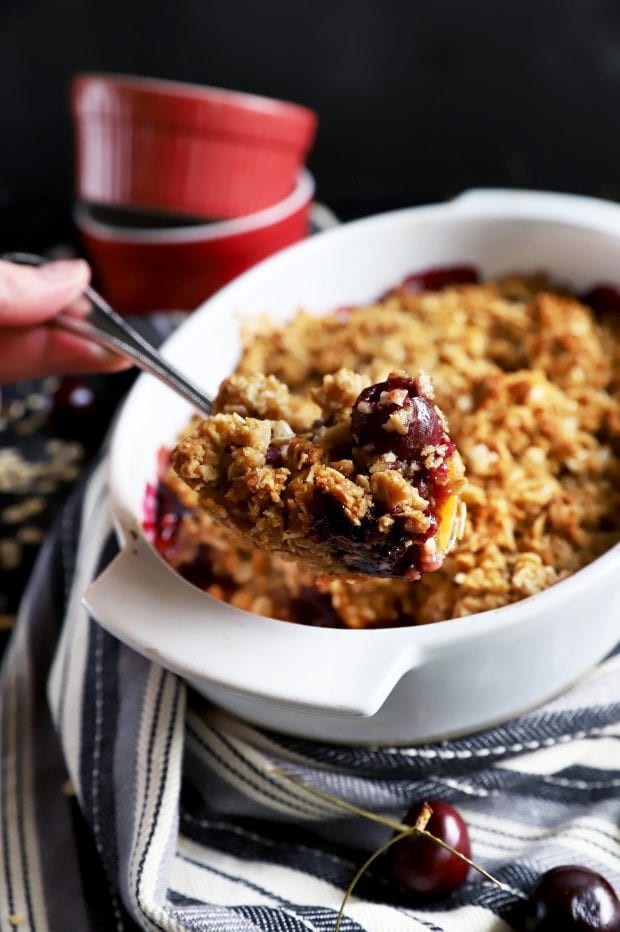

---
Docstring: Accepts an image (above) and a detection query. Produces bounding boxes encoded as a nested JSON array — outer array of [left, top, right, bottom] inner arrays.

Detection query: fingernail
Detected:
[[88, 342, 114, 359], [40, 258, 89, 280]]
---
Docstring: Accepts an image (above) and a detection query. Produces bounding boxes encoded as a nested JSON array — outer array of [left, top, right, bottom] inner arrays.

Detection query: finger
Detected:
[[0, 327, 131, 383], [0, 258, 91, 326]]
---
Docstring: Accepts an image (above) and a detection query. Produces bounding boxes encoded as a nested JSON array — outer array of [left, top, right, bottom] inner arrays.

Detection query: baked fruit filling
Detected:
[[171, 368, 466, 580]]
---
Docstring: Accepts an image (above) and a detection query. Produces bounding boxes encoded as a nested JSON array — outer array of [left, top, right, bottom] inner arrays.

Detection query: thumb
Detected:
[[0, 258, 91, 326]]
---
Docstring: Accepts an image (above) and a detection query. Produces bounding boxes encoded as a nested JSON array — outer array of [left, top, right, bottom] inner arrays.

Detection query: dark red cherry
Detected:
[[289, 587, 344, 628], [48, 373, 131, 451], [47, 375, 99, 447], [401, 265, 480, 293], [49, 375, 97, 417], [265, 443, 284, 467], [581, 285, 620, 314], [523, 866, 620, 931], [144, 480, 189, 559], [351, 374, 445, 461], [391, 799, 471, 897]]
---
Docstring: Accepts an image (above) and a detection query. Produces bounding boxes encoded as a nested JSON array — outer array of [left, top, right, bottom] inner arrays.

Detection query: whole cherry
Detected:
[[581, 285, 620, 314], [48, 371, 133, 452], [351, 374, 446, 461], [391, 799, 471, 896], [401, 264, 480, 293], [522, 866, 620, 932]]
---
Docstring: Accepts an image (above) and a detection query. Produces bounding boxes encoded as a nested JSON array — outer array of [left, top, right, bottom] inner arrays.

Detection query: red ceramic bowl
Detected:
[[75, 170, 315, 314], [72, 73, 317, 219]]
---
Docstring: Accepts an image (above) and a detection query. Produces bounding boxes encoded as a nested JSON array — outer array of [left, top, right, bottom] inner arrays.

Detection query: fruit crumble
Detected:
[[171, 369, 466, 580], [145, 267, 620, 628]]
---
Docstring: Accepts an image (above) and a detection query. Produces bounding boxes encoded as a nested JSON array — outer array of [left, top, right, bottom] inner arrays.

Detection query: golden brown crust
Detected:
[[160, 279, 620, 627], [213, 372, 320, 432], [171, 369, 456, 578]]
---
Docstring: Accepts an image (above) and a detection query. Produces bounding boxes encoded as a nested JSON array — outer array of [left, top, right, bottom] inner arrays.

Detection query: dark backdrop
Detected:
[[1, 0, 620, 250]]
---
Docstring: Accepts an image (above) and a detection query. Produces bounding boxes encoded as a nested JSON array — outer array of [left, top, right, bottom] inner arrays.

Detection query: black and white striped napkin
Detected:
[[0, 454, 618, 932]]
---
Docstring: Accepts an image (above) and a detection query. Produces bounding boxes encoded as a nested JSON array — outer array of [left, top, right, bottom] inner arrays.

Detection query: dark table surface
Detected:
[[0, 367, 137, 649]]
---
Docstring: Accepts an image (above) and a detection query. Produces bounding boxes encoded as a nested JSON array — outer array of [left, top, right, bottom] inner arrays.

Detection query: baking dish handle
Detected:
[[83, 535, 420, 719], [449, 187, 620, 227]]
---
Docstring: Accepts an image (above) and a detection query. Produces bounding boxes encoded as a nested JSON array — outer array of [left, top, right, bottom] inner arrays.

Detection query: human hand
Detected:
[[0, 258, 130, 383]]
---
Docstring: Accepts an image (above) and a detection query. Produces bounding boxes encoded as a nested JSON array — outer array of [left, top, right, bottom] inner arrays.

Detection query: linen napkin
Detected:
[[0, 454, 618, 932]]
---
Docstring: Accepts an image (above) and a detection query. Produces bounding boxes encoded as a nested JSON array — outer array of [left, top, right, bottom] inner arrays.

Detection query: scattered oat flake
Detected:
[[0, 539, 21, 570], [62, 778, 77, 797], [2, 497, 45, 523]]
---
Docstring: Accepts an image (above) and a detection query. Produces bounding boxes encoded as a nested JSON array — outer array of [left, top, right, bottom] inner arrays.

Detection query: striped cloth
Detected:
[[0, 457, 619, 931]]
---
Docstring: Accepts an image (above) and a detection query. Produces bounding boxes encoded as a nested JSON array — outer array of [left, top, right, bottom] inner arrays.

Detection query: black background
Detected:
[[1, 0, 620, 250]]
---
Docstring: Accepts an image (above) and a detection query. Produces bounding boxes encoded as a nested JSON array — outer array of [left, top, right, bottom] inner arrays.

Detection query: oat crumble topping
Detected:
[[171, 369, 465, 579], [147, 273, 620, 628]]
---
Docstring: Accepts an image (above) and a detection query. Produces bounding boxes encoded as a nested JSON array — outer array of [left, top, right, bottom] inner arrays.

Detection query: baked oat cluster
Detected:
[[171, 369, 466, 579], [148, 269, 620, 628]]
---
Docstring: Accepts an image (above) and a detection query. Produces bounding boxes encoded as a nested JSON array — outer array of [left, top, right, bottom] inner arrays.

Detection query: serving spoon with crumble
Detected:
[[3, 251, 214, 416], [3, 251, 466, 581]]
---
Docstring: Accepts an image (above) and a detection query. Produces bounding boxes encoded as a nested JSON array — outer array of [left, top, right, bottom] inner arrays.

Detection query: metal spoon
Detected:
[[2, 252, 213, 416]]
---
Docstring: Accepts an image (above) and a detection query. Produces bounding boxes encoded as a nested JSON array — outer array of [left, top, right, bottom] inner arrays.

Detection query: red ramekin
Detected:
[[75, 170, 315, 314], [72, 73, 317, 220]]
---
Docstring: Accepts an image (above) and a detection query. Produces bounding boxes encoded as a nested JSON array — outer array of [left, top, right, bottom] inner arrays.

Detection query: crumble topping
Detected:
[[171, 369, 465, 580], [147, 272, 620, 628]]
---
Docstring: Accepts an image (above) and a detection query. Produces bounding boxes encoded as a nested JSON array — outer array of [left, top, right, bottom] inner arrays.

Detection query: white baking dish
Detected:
[[84, 188, 620, 745]]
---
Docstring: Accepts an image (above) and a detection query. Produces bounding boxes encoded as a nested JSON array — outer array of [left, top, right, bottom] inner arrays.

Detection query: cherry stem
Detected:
[[267, 765, 508, 892], [415, 826, 503, 888], [335, 829, 412, 932], [266, 765, 410, 832]]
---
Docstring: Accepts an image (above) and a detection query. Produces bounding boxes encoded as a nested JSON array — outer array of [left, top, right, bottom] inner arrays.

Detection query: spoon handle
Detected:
[[2, 252, 213, 416]]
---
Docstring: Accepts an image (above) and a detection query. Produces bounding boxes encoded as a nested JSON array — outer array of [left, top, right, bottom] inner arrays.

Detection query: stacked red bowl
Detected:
[[71, 73, 318, 312]]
